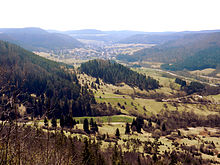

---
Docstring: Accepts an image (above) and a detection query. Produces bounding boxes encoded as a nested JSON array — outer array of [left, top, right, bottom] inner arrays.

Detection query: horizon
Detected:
[[1, 26, 220, 33]]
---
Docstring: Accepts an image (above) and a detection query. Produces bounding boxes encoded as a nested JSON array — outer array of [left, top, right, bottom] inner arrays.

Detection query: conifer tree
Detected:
[[90, 118, 94, 127], [83, 119, 89, 133], [125, 122, 130, 134], [44, 117, 48, 127], [115, 128, 120, 138], [60, 115, 65, 128], [94, 122, 98, 132], [51, 117, 57, 128]]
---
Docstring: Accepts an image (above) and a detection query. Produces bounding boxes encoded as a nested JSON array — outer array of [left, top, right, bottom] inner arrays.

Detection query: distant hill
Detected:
[[119, 30, 220, 45], [118, 33, 183, 44], [0, 40, 95, 118], [161, 47, 220, 71], [50, 29, 146, 42], [129, 32, 220, 70], [64, 29, 104, 34], [80, 59, 160, 90], [0, 27, 83, 51]]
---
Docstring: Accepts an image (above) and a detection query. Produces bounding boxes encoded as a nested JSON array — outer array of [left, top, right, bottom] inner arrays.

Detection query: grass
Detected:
[[208, 94, 220, 102], [73, 115, 135, 124], [189, 68, 216, 75], [76, 68, 220, 117]]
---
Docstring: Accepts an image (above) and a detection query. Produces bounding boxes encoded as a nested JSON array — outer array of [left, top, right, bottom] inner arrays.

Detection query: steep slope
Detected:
[[118, 32, 183, 44], [134, 32, 220, 62], [161, 47, 220, 71], [80, 59, 160, 90], [0, 41, 95, 118], [130, 32, 220, 70], [119, 30, 220, 45], [0, 27, 83, 51]]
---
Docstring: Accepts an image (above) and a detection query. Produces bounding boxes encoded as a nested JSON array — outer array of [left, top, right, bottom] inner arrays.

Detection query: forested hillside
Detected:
[[80, 59, 160, 90], [0, 28, 83, 51], [0, 41, 95, 119], [161, 47, 220, 71], [133, 32, 220, 63], [127, 32, 220, 70], [118, 33, 183, 44]]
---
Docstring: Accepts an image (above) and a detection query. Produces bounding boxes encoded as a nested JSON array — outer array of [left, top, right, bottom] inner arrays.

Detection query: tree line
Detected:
[[80, 59, 160, 90], [0, 41, 99, 120]]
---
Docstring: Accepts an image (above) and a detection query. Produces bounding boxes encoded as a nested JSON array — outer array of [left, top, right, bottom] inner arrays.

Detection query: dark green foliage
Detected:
[[80, 59, 159, 90], [175, 78, 186, 87], [51, 117, 57, 128], [59, 115, 76, 129], [116, 54, 139, 62], [64, 115, 75, 128], [184, 81, 205, 95], [145, 110, 220, 133], [90, 118, 94, 127], [83, 119, 89, 133], [115, 128, 120, 138], [125, 122, 130, 134], [134, 32, 220, 64], [95, 78, 100, 85], [161, 47, 220, 71], [148, 119, 152, 127], [90, 118, 98, 133], [132, 117, 144, 133], [124, 32, 220, 71], [0, 122, 215, 164], [162, 123, 166, 132], [60, 115, 65, 128], [44, 117, 48, 127], [119, 33, 183, 45], [0, 41, 96, 118], [178, 130, 181, 136], [94, 122, 98, 132]]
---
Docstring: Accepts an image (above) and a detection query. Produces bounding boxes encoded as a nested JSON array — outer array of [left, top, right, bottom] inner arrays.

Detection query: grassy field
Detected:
[[68, 67, 219, 162], [189, 68, 216, 75], [73, 115, 135, 124], [78, 67, 220, 118]]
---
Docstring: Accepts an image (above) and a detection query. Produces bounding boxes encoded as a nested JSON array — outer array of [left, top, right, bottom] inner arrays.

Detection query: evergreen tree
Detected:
[[148, 119, 152, 127], [44, 117, 48, 127], [125, 122, 130, 134], [60, 115, 65, 128], [0, 113, 6, 121], [94, 122, 98, 132], [90, 118, 94, 127], [115, 128, 120, 139], [162, 123, 166, 132], [51, 117, 57, 128], [80, 59, 159, 91], [83, 119, 89, 133], [95, 78, 100, 85]]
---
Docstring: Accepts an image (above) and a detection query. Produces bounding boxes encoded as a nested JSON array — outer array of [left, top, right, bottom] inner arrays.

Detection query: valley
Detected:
[[0, 29, 220, 164]]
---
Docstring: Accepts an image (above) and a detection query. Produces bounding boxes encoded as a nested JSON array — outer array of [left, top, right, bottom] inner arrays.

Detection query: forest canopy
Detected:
[[80, 59, 160, 90], [0, 40, 95, 118]]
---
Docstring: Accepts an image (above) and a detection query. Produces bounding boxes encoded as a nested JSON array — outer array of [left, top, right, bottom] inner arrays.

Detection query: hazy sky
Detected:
[[1, 0, 220, 32]]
